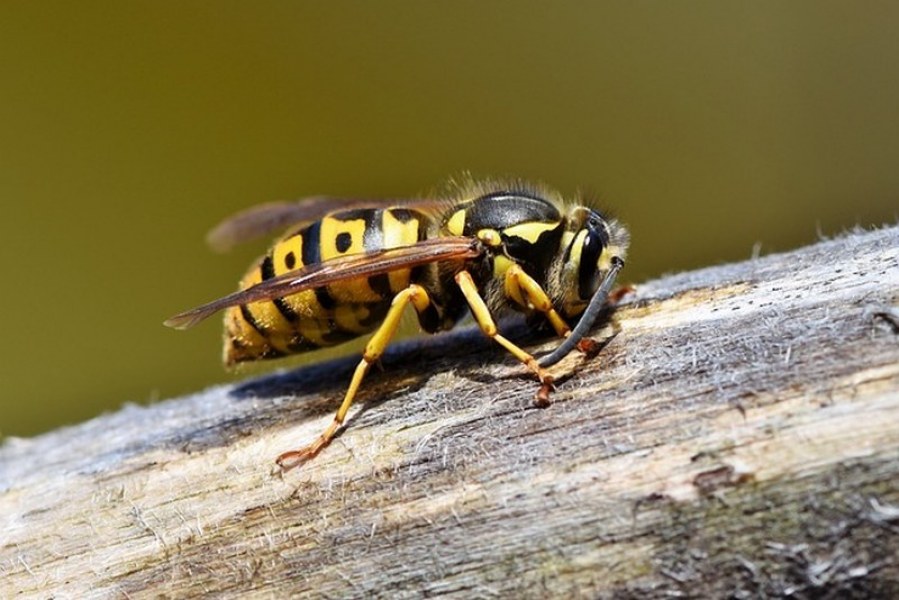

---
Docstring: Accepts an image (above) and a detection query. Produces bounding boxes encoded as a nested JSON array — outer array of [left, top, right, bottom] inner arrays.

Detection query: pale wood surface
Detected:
[[2, 226, 898, 598]]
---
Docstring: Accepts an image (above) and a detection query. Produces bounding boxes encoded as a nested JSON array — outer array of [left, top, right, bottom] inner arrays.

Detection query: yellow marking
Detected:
[[321, 215, 384, 303], [383, 210, 421, 292], [272, 234, 302, 276], [568, 230, 587, 266], [493, 255, 514, 279], [383, 210, 421, 246], [560, 231, 575, 254], [445, 209, 466, 236], [454, 270, 551, 384], [276, 285, 433, 468], [321, 216, 367, 261], [504, 267, 527, 307], [477, 228, 502, 247], [502, 221, 559, 243], [387, 269, 412, 295], [505, 264, 571, 338]]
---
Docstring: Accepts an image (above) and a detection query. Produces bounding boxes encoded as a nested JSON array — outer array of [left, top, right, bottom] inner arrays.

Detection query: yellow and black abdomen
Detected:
[[224, 207, 430, 364]]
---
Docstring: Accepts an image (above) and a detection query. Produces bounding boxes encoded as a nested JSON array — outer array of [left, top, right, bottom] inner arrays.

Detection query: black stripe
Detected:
[[301, 222, 321, 266], [330, 208, 372, 222], [368, 273, 392, 298], [302, 221, 337, 310], [358, 304, 389, 328], [410, 264, 428, 286], [273, 298, 299, 322], [388, 208, 415, 223], [261, 254, 300, 322], [314, 286, 337, 310], [260, 254, 276, 280], [417, 303, 441, 333], [240, 304, 266, 337]]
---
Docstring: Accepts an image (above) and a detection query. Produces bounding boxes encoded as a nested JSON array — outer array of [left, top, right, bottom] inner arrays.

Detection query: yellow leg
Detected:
[[505, 264, 571, 338], [455, 270, 554, 403], [276, 284, 432, 469], [506, 264, 607, 356]]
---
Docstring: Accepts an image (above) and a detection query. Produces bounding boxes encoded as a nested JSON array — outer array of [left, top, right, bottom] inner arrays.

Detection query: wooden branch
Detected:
[[2, 226, 898, 598]]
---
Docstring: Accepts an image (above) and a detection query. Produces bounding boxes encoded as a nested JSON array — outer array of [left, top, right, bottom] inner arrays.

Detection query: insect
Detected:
[[165, 178, 628, 468]]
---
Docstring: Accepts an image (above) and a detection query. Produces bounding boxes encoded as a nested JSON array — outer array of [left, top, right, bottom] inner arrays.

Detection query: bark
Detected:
[[2, 225, 898, 599]]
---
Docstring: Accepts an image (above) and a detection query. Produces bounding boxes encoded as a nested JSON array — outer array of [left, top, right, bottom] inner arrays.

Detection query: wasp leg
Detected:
[[455, 270, 555, 404], [506, 264, 606, 356], [276, 284, 433, 469], [504, 264, 571, 338]]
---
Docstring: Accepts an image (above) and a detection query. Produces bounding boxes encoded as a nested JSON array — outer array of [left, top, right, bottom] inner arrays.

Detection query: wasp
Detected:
[[165, 179, 628, 468]]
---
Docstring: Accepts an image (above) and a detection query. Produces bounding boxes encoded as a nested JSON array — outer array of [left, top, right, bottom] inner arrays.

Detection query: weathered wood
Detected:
[[2, 226, 898, 598]]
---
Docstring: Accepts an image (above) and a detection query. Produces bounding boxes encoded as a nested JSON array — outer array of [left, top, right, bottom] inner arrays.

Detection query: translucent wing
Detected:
[[165, 237, 481, 330], [206, 196, 445, 252]]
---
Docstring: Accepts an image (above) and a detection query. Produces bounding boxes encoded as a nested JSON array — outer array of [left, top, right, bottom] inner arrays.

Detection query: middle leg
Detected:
[[454, 269, 555, 403]]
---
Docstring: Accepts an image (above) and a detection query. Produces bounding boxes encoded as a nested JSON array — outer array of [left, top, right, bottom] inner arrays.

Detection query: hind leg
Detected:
[[276, 284, 433, 469]]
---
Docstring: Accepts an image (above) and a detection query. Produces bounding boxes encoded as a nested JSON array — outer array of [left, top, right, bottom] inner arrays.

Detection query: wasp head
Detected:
[[551, 206, 629, 320]]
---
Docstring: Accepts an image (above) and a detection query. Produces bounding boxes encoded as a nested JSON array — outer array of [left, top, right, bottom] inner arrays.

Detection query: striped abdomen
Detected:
[[224, 207, 431, 364]]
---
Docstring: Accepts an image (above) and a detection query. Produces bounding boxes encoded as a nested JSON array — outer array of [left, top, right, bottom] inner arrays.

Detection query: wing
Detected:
[[165, 237, 481, 330], [206, 196, 445, 252]]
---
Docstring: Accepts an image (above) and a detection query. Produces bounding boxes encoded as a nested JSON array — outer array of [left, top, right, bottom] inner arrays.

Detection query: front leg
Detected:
[[504, 264, 571, 338], [504, 264, 600, 355]]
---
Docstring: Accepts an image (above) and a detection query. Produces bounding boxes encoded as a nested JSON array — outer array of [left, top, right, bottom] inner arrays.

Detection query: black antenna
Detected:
[[539, 256, 624, 367]]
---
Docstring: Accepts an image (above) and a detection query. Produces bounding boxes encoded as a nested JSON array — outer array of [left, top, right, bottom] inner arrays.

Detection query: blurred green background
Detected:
[[1, 2, 897, 438]]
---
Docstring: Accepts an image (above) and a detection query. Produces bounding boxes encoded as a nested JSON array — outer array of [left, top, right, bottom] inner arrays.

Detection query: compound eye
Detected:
[[577, 215, 607, 300]]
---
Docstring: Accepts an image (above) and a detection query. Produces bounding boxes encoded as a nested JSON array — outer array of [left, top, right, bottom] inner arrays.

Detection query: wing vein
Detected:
[[164, 237, 480, 329]]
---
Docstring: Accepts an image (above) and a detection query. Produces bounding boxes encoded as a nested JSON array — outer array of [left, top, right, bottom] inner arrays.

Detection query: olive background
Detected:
[[1, 2, 897, 438]]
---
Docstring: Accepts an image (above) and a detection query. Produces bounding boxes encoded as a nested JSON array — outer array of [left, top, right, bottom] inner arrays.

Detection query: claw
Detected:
[[576, 337, 601, 355], [276, 446, 319, 471], [535, 375, 555, 408], [608, 284, 635, 305], [276, 420, 341, 470]]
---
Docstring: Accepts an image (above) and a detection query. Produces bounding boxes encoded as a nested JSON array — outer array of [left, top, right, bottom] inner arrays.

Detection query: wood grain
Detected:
[[2, 226, 898, 598]]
